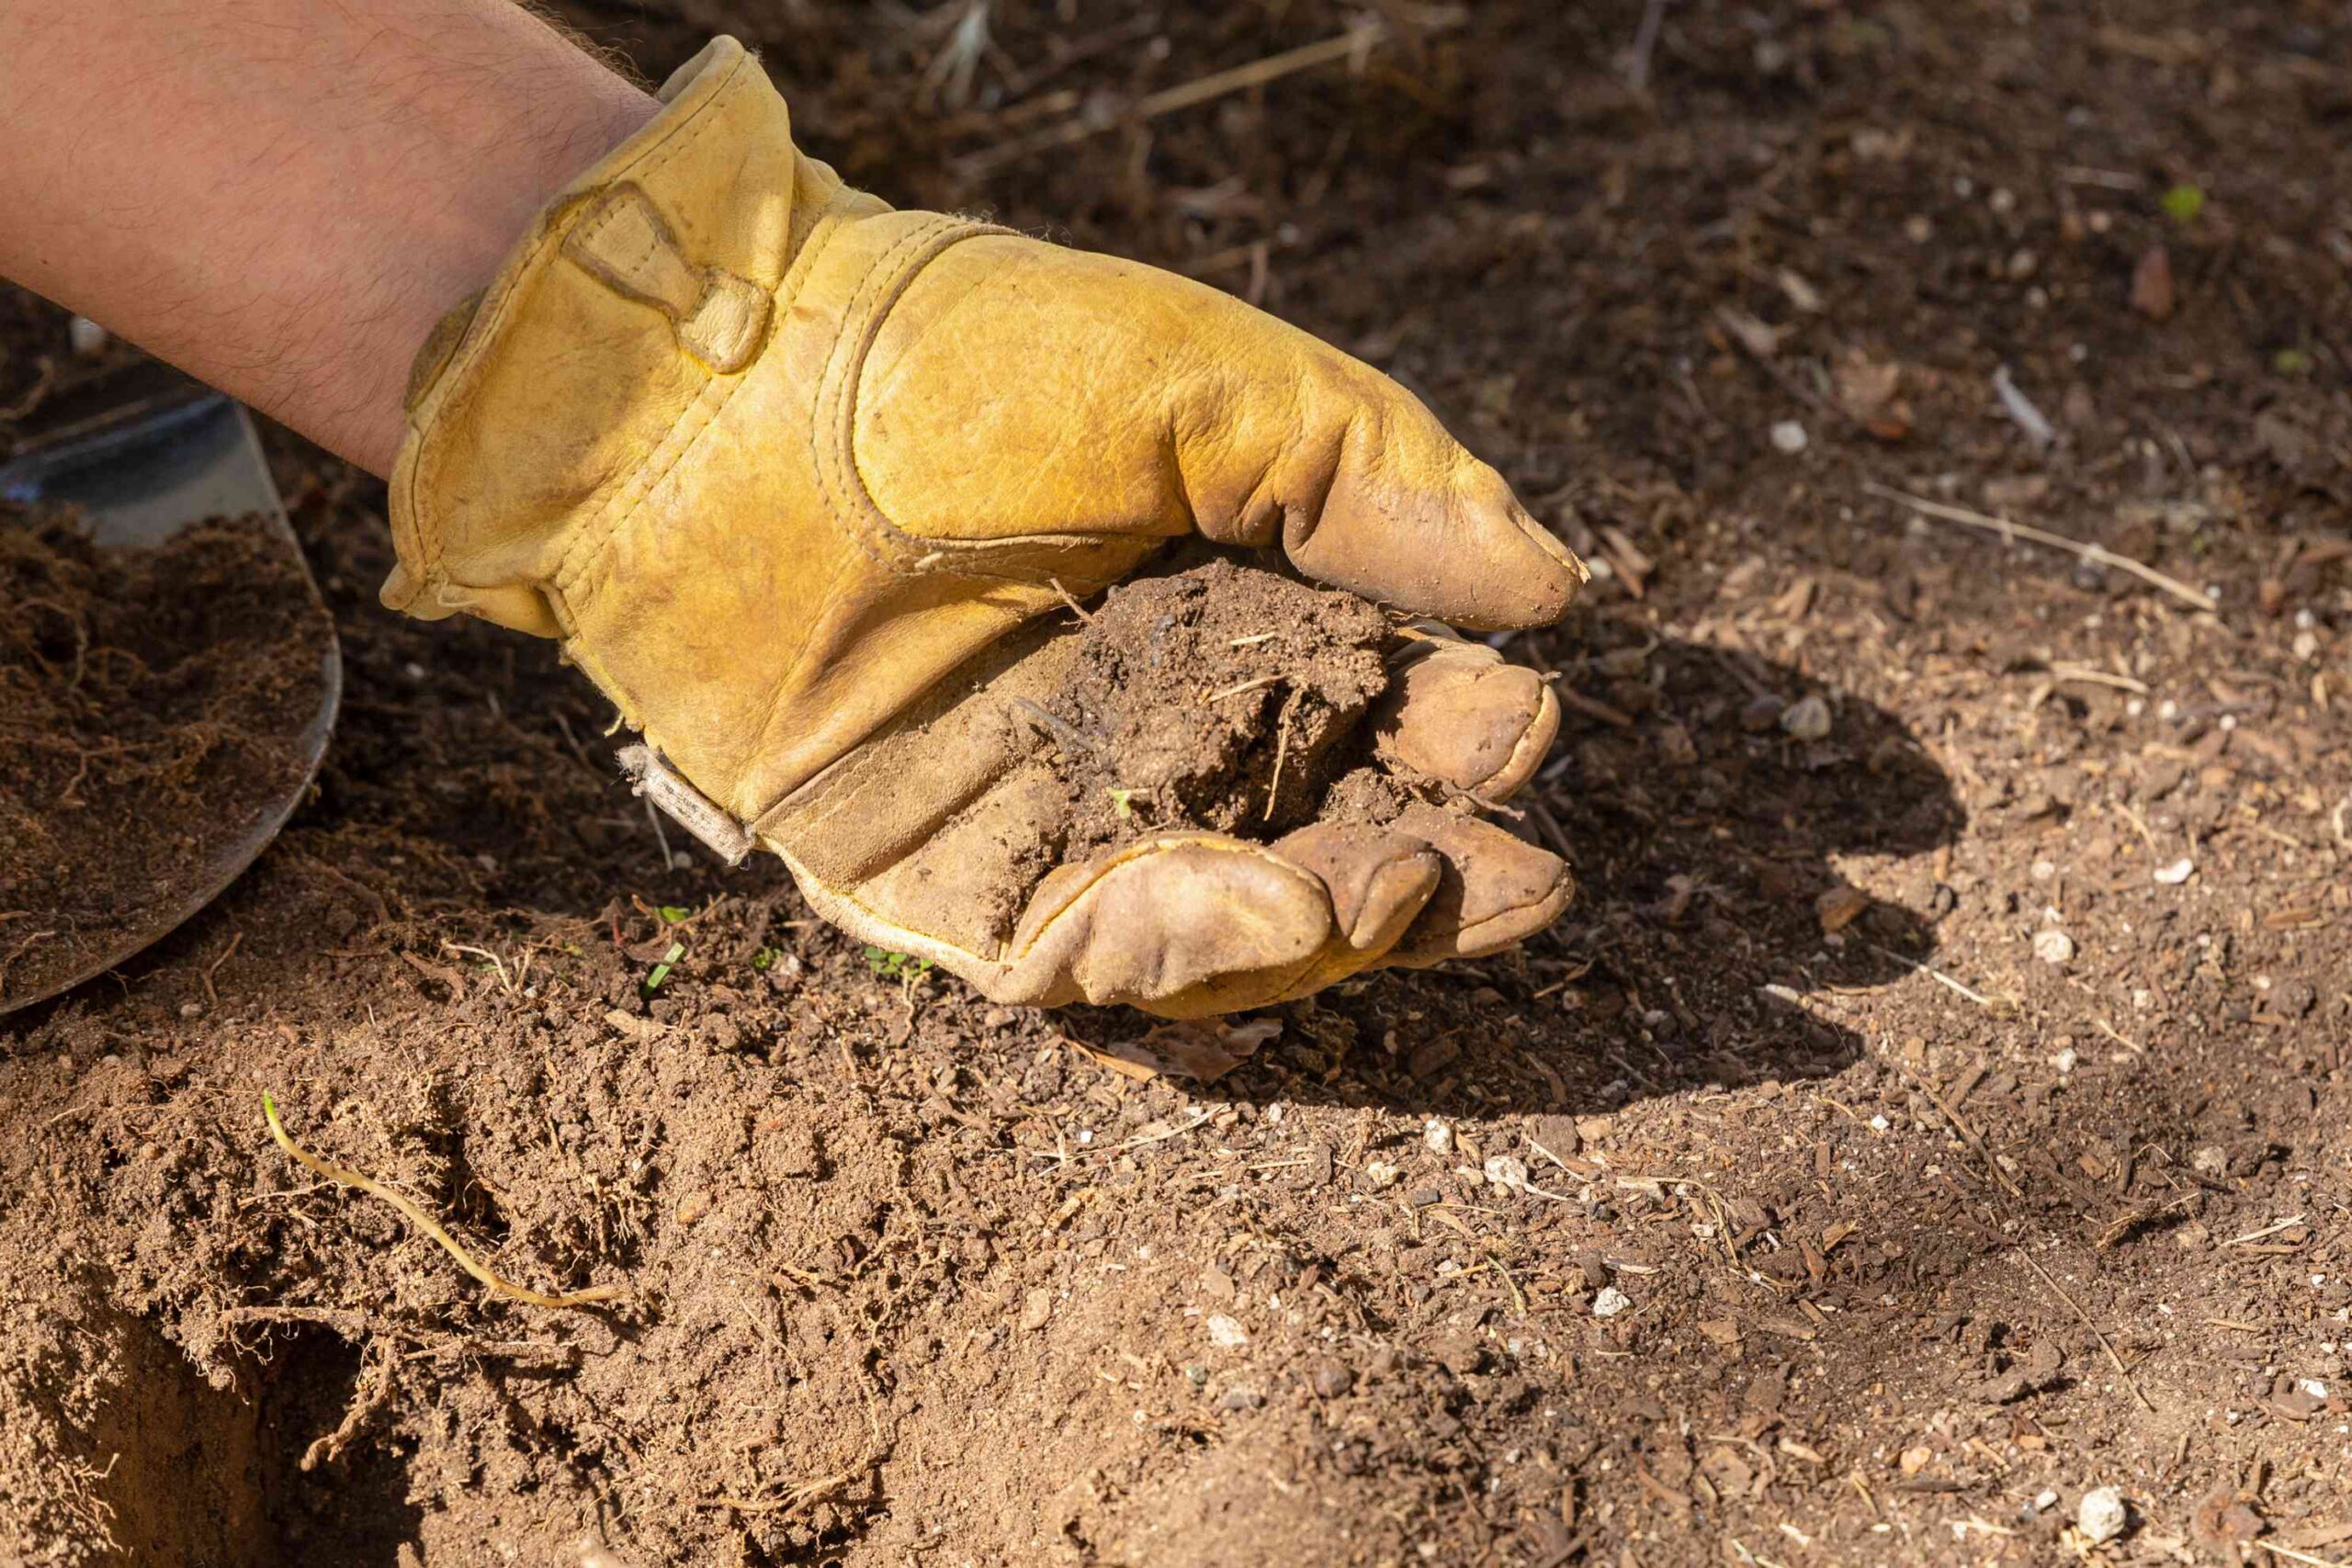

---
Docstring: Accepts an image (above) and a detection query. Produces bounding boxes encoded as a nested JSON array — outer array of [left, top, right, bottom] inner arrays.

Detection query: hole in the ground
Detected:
[[73, 1309, 421, 1565]]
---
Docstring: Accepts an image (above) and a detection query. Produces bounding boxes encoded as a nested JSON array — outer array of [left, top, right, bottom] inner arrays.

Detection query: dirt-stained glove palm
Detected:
[[387, 37, 1585, 1018]]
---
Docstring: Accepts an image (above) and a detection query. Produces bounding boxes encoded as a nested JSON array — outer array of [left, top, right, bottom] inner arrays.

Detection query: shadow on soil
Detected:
[[1069, 639, 1966, 1116]]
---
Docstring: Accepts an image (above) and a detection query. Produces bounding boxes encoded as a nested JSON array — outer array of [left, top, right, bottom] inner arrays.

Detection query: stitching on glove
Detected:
[[808, 215, 973, 575], [548, 207, 859, 604], [811, 226, 1121, 589], [408, 45, 749, 587]]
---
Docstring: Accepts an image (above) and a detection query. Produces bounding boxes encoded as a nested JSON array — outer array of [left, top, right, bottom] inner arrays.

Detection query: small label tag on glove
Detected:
[[616, 744, 754, 866]]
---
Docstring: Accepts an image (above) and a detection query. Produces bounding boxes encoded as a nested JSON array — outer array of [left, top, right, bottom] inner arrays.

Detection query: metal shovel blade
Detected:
[[0, 367, 341, 1013]]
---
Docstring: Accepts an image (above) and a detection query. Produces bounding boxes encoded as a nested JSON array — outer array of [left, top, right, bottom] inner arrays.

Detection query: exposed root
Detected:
[[261, 1092, 624, 1310]]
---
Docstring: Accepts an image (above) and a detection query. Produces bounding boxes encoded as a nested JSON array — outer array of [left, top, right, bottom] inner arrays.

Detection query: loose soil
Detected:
[[1045, 558, 1399, 852], [0, 506, 333, 1009], [6, 3, 2352, 1566]]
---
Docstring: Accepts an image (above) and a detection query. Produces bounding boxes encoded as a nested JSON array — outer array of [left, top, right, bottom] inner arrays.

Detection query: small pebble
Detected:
[[1019, 1288, 1053, 1331], [1770, 420, 1809, 454], [2076, 1485, 2128, 1545], [2032, 929, 2075, 964], [1204, 1314, 1248, 1349], [1423, 1119, 1453, 1155], [2154, 857, 2194, 885], [1781, 694, 1832, 740], [1592, 1286, 1633, 1318], [68, 315, 108, 357], [1483, 1156, 1529, 1192], [1310, 1362, 1357, 1399]]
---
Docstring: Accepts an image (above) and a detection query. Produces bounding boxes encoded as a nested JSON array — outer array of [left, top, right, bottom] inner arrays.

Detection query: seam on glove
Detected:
[[809, 215, 987, 577], [812, 228, 1129, 588], [405, 43, 751, 592], [548, 206, 860, 607]]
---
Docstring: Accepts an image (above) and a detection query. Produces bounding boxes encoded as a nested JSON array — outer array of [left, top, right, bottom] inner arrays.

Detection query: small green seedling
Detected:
[[752, 945, 782, 971], [644, 941, 684, 993], [2274, 347, 2312, 376], [2160, 183, 2205, 223], [657, 904, 693, 924], [1106, 787, 1138, 820], [863, 945, 930, 980]]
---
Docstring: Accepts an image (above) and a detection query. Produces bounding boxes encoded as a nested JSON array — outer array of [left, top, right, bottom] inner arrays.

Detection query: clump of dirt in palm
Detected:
[[0, 504, 332, 1006], [1042, 558, 1405, 852]]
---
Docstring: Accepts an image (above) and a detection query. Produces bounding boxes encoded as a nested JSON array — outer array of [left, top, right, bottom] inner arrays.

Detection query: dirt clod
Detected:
[[1044, 558, 1396, 852]]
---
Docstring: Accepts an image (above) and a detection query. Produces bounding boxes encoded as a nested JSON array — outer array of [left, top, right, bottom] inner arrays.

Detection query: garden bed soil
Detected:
[[5, 3, 2350, 1565], [0, 507, 332, 1009]]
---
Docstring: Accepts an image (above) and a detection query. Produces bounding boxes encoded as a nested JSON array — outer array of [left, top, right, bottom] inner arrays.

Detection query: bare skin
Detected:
[[0, 0, 656, 476]]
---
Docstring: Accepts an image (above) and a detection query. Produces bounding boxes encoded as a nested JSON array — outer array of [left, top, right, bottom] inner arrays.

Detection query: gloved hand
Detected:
[[386, 37, 1585, 1018]]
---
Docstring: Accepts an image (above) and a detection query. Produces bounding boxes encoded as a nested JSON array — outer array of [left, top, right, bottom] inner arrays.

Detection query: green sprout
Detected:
[[2160, 183, 2206, 223], [2274, 346, 2313, 376], [1107, 787, 1137, 820], [644, 941, 684, 993], [657, 904, 693, 924], [752, 945, 782, 971], [864, 945, 932, 981]]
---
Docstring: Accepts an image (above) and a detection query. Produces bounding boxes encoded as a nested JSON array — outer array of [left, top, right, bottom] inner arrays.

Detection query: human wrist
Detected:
[[0, 0, 658, 478], [318, 19, 662, 475]]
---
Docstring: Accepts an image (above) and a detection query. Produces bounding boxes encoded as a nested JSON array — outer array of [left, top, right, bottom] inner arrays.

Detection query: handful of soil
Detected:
[[1041, 558, 1424, 855], [0, 503, 332, 1004]]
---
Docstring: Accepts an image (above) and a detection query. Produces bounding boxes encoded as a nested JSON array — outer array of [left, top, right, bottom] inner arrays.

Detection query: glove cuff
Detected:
[[383, 35, 862, 637]]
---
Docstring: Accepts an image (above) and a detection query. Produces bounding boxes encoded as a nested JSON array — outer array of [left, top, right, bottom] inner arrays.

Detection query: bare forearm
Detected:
[[0, 0, 655, 475]]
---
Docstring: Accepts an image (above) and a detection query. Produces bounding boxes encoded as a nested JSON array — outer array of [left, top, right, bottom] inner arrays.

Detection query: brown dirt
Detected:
[[0, 506, 334, 1008], [6, 3, 2352, 1566], [1045, 558, 1400, 851]]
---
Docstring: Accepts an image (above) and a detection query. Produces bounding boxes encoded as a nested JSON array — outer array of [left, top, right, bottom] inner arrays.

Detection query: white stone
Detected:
[[1592, 1286, 1633, 1318], [1204, 1314, 1248, 1348], [2154, 857, 2195, 885], [2076, 1485, 2127, 1544], [1424, 1119, 1454, 1155], [67, 316, 107, 357], [1484, 1156, 1529, 1191], [1770, 420, 1809, 454], [2033, 929, 2075, 964], [1781, 694, 1832, 740]]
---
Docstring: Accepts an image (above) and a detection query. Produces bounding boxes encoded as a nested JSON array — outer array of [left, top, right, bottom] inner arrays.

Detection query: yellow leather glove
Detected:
[[386, 37, 1586, 1018]]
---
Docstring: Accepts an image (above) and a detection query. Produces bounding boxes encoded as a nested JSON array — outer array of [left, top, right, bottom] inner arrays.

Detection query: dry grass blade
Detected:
[[1865, 482, 2217, 612], [2256, 1542, 2352, 1568], [2015, 1249, 2154, 1413], [959, 12, 1464, 175], [262, 1092, 623, 1310]]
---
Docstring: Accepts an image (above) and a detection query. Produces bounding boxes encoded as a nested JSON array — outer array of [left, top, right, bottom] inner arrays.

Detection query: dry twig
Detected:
[[1865, 483, 2217, 612], [2015, 1249, 2155, 1413], [960, 13, 1464, 174]]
